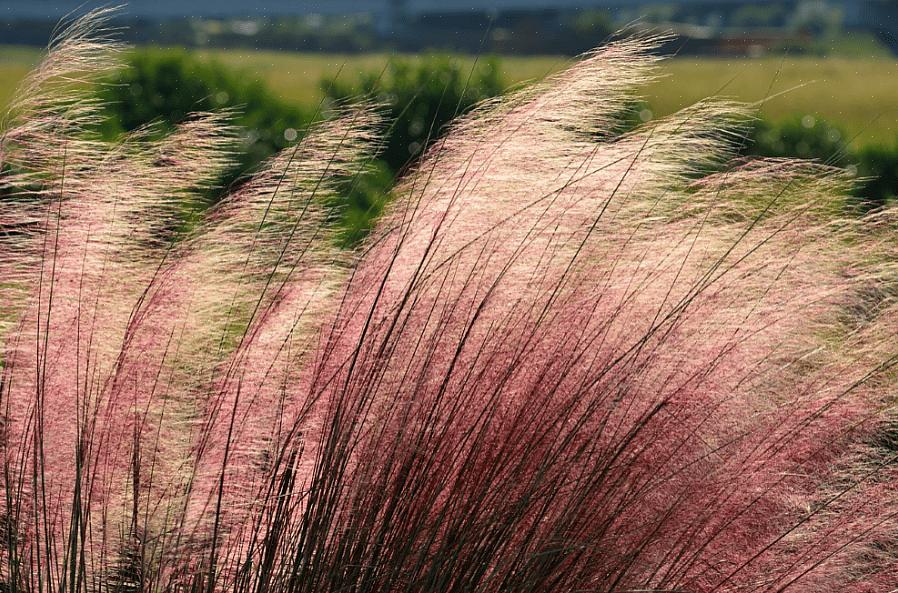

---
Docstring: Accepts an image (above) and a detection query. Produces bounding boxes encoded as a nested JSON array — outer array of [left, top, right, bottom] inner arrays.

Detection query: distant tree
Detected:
[[746, 115, 898, 209], [322, 55, 506, 245], [790, 0, 844, 36], [100, 48, 313, 194], [324, 55, 504, 174], [567, 9, 616, 49], [854, 140, 898, 208], [731, 4, 789, 28], [748, 115, 849, 166]]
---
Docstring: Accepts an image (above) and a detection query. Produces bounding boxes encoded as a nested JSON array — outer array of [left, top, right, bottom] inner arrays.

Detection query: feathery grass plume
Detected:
[[2, 13, 898, 593], [0, 7, 124, 338], [119, 110, 382, 588], [271, 38, 898, 593], [0, 10, 242, 590], [0, 10, 380, 588]]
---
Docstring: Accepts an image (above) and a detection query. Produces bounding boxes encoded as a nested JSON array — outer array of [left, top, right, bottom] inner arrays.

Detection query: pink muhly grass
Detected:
[[2, 10, 898, 593]]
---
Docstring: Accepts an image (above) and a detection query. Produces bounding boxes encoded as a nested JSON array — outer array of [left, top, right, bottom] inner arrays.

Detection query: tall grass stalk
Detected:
[[1, 10, 897, 593]]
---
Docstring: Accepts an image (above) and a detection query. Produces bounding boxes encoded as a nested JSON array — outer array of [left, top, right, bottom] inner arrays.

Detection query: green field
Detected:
[[2, 45, 897, 146], [0, 46, 42, 111], [648, 57, 898, 146]]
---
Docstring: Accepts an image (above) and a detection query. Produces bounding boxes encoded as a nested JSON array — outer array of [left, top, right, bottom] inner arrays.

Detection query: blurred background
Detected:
[[2, 0, 898, 242]]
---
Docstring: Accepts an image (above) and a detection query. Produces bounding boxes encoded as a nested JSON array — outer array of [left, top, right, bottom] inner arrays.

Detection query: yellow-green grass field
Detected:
[[2, 45, 898, 146]]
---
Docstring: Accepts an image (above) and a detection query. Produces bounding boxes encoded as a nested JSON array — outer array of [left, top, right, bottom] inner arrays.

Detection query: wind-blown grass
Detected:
[[1, 10, 898, 593]]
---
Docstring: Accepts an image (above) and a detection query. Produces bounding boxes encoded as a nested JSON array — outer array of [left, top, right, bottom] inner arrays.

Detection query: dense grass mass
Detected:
[[4, 11, 898, 592], [3, 45, 898, 145]]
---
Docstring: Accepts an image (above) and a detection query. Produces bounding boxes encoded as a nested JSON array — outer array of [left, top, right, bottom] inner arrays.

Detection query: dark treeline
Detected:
[[0, 1, 880, 56], [1, 12, 615, 55]]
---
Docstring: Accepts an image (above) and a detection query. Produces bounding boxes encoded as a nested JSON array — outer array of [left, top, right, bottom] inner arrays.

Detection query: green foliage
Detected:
[[186, 15, 378, 52], [324, 55, 505, 173], [854, 141, 898, 208], [731, 4, 789, 28], [93, 49, 898, 238], [98, 51, 508, 246], [332, 160, 394, 248], [748, 115, 849, 166], [100, 48, 312, 189], [746, 115, 898, 209], [321, 55, 507, 245], [790, 1, 844, 36], [567, 10, 615, 39]]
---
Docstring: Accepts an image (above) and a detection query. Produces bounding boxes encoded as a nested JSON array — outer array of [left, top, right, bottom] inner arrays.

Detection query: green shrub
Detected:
[[331, 160, 394, 248], [854, 141, 898, 208], [321, 55, 507, 245], [100, 48, 313, 192], [100, 52, 508, 245], [747, 115, 850, 166], [324, 55, 505, 174], [745, 115, 898, 209]]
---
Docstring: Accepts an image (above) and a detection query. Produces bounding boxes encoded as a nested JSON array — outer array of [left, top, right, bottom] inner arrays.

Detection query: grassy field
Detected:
[[0, 46, 42, 111], [2, 45, 897, 146], [648, 58, 898, 146]]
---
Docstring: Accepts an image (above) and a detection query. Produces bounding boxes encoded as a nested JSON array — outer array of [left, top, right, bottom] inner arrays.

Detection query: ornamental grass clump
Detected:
[[2, 10, 898, 593]]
